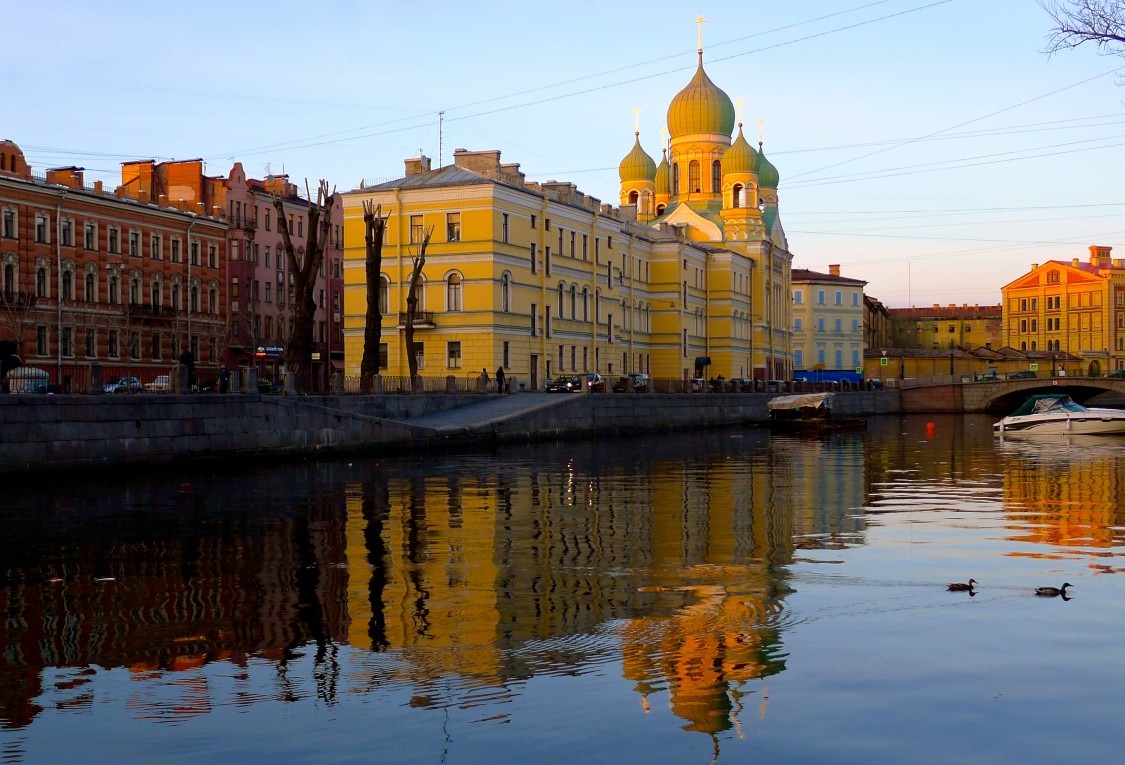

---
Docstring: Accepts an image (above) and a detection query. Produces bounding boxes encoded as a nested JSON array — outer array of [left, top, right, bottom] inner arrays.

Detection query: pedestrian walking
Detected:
[[495, 365, 506, 393], [480, 367, 490, 392]]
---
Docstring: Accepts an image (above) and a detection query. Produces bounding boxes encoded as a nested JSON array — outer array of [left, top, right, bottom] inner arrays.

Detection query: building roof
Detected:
[[791, 268, 866, 286], [889, 304, 1001, 319]]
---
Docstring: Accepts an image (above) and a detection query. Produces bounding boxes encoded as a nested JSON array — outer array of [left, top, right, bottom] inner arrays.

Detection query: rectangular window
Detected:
[[265, 283, 272, 303], [817, 347, 826, 365], [190, 241, 200, 266], [794, 317, 803, 331], [35, 215, 49, 244], [853, 319, 860, 332], [817, 290, 825, 305], [171, 238, 181, 262], [1, 209, 15, 239], [502, 213, 509, 243], [447, 341, 462, 369], [61, 327, 73, 357], [531, 215, 537, 229], [531, 243, 537, 273], [446, 212, 461, 242], [208, 244, 217, 269], [410, 215, 424, 244], [378, 342, 388, 370], [85, 328, 96, 357], [835, 290, 842, 305], [36, 326, 48, 355], [853, 292, 860, 306], [151, 234, 162, 260], [108, 227, 119, 253], [108, 329, 119, 357], [818, 318, 825, 332], [150, 331, 161, 360], [129, 231, 140, 257], [531, 303, 538, 336], [835, 348, 843, 367], [545, 246, 551, 275], [794, 289, 803, 305], [582, 235, 588, 261], [413, 342, 425, 370], [60, 219, 73, 247], [265, 209, 271, 231], [503, 341, 510, 368]]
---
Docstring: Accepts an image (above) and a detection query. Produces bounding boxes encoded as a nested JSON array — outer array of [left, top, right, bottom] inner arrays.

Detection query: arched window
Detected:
[[656, 204, 666, 216], [569, 284, 577, 319], [501, 272, 511, 313], [409, 278, 424, 312], [3, 264, 14, 300], [36, 267, 47, 297], [85, 272, 95, 302], [688, 160, 700, 193], [672, 164, 680, 195], [61, 271, 72, 300], [557, 282, 565, 317], [582, 288, 590, 321], [378, 276, 389, 314], [732, 184, 743, 208], [446, 273, 462, 311], [711, 160, 721, 192], [1047, 270, 1060, 283], [209, 285, 218, 314], [129, 275, 141, 305], [628, 190, 638, 204]]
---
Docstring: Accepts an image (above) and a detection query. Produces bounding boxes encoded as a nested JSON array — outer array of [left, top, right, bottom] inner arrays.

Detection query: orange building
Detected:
[[0, 140, 227, 391]]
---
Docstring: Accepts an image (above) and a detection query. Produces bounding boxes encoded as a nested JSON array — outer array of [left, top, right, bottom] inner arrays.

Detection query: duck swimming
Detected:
[[947, 579, 977, 591], [1035, 582, 1072, 597]]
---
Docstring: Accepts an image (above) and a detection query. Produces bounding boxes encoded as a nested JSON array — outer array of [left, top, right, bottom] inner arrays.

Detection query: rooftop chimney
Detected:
[[829, 264, 840, 276], [404, 155, 432, 176], [1090, 244, 1113, 266]]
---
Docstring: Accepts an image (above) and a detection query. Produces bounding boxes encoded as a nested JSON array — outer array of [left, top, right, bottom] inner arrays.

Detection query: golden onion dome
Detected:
[[723, 125, 758, 175], [654, 149, 670, 194], [756, 147, 779, 188], [618, 133, 657, 182], [667, 54, 736, 138]]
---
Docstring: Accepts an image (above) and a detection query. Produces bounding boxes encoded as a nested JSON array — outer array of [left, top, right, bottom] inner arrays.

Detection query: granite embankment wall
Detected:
[[0, 389, 901, 474]]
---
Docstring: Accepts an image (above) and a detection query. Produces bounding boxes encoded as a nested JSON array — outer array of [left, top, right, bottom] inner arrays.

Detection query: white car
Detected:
[[144, 375, 171, 392], [104, 376, 142, 393]]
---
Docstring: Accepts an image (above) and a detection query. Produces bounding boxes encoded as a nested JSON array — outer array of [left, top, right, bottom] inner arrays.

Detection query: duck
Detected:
[[947, 579, 977, 591], [1035, 582, 1072, 597]]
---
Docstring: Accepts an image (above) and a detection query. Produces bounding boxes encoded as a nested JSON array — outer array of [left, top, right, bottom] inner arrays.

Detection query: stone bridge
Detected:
[[899, 375, 1125, 415]]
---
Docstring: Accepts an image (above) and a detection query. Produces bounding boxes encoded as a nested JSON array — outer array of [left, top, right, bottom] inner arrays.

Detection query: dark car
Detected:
[[1107, 369, 1125, 378], [1008, 371, 1037, 379], [546, 373, 604, 393], [612, 372, 650, 393]]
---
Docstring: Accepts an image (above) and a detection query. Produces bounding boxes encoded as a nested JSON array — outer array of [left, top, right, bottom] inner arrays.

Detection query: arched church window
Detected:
[[672, 164, 680, 196], [712, 160, 721, 192], [732, 184, 743, 208], [688, 161, 700, 193], [628, 190, 638, 205]]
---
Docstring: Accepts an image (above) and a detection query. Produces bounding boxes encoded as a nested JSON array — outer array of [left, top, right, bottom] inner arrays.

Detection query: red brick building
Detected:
[[1, 140, 227, 392]]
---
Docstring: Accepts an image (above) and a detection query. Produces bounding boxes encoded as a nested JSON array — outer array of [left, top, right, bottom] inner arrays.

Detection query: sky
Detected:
[[6, 0, 1125, 308]]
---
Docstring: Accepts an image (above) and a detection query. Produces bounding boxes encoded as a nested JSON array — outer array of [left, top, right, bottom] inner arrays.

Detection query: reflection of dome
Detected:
[[723, 126, 758, 174], [619, 134, 657, 182], [757, 149, 779, 188], [667, 54, 736, 137], [654, 150, 670, 194]]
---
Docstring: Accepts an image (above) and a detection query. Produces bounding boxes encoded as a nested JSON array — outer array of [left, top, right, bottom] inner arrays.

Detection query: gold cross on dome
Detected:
[[695, 15, 707, 51], [758, 117, 765, 145], [736, 97, 744, 126], [633, 107, 641, 134]]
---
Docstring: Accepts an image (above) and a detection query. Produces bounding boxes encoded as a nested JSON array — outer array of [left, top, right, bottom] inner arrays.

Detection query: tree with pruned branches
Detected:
[[1042, 1, 1125, 57], [404, 227, 433, 390], [273, 180, 335, 390], [360, 201, 387, 394]]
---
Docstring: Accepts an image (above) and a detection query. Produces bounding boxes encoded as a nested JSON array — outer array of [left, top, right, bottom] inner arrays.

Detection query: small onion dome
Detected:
[[723, 125, 758, 175], [756, 147, 779, 189], [619, 133, 657, 182], [667, 54, 736, 138], [654, 149, 670, 194]]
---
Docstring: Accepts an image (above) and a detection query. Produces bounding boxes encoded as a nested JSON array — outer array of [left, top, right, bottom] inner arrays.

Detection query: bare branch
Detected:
[[1041, 0, 1125, 57]]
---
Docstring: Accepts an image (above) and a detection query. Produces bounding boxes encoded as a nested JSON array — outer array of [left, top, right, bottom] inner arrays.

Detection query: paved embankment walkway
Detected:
[[390, 392, 581, 436]]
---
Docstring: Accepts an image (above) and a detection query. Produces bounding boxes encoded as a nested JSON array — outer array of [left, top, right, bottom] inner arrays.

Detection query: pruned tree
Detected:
[[360, 201, 387, 394], [274, 180, 336, 390], [1042, 1, 1125, 56], [404, 227, 433, 389]]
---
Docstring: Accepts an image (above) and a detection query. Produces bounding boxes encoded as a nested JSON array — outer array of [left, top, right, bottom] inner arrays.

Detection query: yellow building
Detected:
[[341, 45, 793, 387], [1002, 245, 1125, 375], [888, 304, 1003, 352]]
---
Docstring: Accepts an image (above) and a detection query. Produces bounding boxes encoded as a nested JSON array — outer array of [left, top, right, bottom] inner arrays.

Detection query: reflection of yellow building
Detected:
[[1002, 245, 1125, 375], [341, 42, 794, 385]]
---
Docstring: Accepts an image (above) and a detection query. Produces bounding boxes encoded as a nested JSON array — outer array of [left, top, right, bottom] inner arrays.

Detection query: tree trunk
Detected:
[[274, 180, 335, 391], [404, 228, 432, 391], [360, 201, 386, 394]]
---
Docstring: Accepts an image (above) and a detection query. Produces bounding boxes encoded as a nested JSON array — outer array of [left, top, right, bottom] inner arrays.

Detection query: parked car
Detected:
[[104, 376, 142, 393], [1107, 369, 1125, 378], [1008, 371, 1037, 379], [256, 377, 284, 394], [144, 375, 171, 392], [612, 372, 650, 393], [27, 381, 62, 394], [546, 373, 604, 393]]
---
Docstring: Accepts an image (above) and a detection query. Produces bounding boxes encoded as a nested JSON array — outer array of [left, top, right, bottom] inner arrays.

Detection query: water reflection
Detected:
[[2, 419, 1125, 762]]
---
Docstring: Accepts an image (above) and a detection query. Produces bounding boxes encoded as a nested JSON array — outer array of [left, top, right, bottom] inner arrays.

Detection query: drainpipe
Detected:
[[55, 188, 67, 387], [394, 187, 403, 371], [186, 212, 197, 354]]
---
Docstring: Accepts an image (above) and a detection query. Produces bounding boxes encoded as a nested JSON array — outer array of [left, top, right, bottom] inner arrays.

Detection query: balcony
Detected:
[[126, 302, 179, 320], [231, 215, 257, 234], [397, 311, 435, 328]]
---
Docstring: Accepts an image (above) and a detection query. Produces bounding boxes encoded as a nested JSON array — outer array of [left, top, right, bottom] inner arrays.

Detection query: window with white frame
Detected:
[[446, 274, 462, 311], [35, 214, 49, 244], [447, 340, 462, 369], [1, 209, 15, 239]]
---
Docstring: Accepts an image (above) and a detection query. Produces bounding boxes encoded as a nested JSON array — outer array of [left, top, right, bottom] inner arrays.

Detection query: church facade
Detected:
[[341, 48, 793, 387]]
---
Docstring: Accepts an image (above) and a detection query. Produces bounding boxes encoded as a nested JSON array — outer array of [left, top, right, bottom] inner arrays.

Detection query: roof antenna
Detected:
[[439, 110, 445, 168]]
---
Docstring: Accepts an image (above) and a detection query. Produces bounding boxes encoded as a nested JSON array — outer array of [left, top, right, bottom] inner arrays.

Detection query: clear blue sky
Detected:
[[6, 0, 1124, 308]]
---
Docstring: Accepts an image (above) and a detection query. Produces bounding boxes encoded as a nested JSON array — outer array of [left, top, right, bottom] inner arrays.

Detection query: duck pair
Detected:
[[946, 579, 1073, 597]]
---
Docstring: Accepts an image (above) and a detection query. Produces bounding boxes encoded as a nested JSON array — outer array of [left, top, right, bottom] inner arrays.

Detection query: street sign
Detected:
[[855, 366, 863, 374], [1029, 363, 1038, 371], [880, 357, 888, 366]]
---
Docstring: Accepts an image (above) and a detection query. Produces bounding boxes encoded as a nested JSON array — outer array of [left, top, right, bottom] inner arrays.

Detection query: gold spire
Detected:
[[695, 14, 707, 53]]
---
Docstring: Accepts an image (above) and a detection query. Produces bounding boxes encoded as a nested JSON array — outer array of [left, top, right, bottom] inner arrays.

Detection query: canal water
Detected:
[[2, 414, 1124, 764]]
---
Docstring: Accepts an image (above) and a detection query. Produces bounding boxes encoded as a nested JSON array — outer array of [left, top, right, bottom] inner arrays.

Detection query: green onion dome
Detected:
[[654, 149, 670, 194], [723, 125, 758, 174], [618, 134, 657, 182], [667, 54, 736, 138], [756, 148, 779, 189]]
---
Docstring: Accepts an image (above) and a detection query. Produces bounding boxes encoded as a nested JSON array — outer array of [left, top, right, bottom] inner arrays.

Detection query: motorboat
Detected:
[[993, 394, 1125, 435]]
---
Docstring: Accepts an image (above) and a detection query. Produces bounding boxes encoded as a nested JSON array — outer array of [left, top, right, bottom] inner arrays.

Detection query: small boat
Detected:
[[766, 392, 865, 432], [994, 394, 1125, 436]]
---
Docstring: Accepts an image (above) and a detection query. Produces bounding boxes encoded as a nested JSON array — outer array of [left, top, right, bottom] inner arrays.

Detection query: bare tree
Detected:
[[404, 227, 433, 389], [360, 201, 387, 394], [1042, 1, 1125, 56], [274, 180, 336, 389]]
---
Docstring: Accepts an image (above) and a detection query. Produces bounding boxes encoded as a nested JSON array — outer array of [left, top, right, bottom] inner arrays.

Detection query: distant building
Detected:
[[790, 265, 866, 383], [888, 304, 1002, 351], [863, 294, 891, 351], [1001, 245, 1125, 375], [0, 139, 226, 391]]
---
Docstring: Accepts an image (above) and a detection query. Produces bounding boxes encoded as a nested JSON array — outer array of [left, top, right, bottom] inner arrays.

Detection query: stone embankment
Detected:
[[0, 389, 899, 475]]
